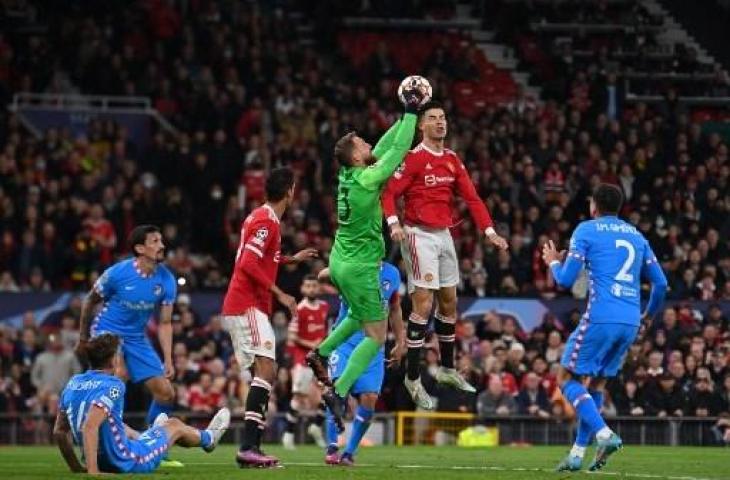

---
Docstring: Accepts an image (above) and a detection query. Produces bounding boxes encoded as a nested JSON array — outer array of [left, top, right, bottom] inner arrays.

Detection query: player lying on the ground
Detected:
[[382, 101, 508, 409], [318, 263, 405, 466], [306, 78, 425, 429], [542, 183, 667, 472], [54, 334, 230, 475]]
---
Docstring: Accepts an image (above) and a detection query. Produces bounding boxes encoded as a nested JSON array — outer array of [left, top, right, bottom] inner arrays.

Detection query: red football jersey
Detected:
[[288, 299, 329, 366], [382, 143, 494, 231], [222, 204, 281, 316]]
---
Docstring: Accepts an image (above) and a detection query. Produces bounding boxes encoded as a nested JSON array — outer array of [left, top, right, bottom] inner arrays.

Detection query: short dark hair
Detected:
[[86, 334, 119, 369], [593, 183, 624, 215], [303, 274, 318, 283], [128, 225, 161, 256], [266, 167, 295, 202], [334, 131, 357, 167], [418, 100, 445, 122]]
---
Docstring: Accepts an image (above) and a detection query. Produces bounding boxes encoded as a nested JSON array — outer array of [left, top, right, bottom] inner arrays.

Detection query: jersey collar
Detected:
[[418, 142, 445, 157], [133, 259, 155, 279]]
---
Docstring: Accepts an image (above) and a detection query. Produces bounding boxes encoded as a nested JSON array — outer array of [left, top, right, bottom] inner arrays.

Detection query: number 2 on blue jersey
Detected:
[[614, 239, 636, 282]]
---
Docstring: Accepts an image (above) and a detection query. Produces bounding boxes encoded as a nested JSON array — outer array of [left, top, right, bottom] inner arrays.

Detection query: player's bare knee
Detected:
[[162, 417, 184, 440], [360, 393, 378, 409], [166, 417, 183, 429], [154, 382, 175, 404], [254, 357, 277, 384], [411, 288, 434, 317], [437, 288, 457, 316]]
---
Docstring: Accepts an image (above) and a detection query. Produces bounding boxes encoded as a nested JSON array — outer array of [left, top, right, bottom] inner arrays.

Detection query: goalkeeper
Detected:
[[307, 82, 426, 428]]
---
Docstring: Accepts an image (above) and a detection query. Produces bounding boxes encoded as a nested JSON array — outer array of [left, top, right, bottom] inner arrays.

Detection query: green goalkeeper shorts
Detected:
[[329, 258, 384, 323]]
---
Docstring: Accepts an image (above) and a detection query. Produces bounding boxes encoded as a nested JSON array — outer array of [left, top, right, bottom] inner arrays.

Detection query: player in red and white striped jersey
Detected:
[[381, 101, 509, 409], [282, 275, 330, 449], [220, 167, 318, 468]]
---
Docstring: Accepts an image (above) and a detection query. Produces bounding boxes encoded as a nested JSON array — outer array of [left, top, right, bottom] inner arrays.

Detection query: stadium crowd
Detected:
[[0, 0, 729, 444]]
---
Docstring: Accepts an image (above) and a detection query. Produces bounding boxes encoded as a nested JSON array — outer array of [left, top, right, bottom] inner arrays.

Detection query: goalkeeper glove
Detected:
[[402, 88, 425, 114]]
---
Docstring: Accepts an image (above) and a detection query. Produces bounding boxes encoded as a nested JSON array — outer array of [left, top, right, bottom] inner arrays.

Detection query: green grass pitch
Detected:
[[1, 445, 728, 479]]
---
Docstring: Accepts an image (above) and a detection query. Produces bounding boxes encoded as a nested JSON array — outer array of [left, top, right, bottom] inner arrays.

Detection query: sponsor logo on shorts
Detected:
[[425, 273, 434, 282]]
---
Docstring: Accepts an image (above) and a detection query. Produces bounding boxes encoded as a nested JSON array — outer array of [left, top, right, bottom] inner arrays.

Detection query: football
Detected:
[[397, 75, 433, 107]]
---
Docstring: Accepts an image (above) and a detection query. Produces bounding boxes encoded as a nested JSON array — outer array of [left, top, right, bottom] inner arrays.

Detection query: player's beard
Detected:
[[306, 295, 317, 302], [364, 155, 377, 166]]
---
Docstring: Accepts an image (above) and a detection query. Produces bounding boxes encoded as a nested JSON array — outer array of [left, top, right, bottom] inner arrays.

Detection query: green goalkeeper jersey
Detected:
[[331, 113, 417, 264]]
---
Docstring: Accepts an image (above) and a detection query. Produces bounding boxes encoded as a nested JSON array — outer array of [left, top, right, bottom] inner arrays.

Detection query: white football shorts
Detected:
[[222, 308, 276, 369], [400, 224, 459, 293]]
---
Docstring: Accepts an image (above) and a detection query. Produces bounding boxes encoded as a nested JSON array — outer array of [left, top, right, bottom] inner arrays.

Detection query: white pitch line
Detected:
[[183, 461, 726, 480]]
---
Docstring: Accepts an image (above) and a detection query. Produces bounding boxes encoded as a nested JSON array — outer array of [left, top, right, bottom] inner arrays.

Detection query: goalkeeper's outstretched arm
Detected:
[[372, 118, 402, 159], [359, 113, 417, 190]]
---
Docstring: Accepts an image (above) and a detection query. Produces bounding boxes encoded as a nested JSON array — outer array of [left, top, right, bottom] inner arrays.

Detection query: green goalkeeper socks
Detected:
[[334, 337, 381, 397], [317, 314, 360, 356]]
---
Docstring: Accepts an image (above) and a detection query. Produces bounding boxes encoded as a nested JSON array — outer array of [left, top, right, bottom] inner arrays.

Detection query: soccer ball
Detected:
[[398, 75, 433, 107]]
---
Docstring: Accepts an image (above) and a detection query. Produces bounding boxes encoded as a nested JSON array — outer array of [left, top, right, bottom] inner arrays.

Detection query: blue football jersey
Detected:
[[334, 262, 401, 348], [91, 258, 177, 338], [566, 216, 660, 326], [59, 371, 135, 472]]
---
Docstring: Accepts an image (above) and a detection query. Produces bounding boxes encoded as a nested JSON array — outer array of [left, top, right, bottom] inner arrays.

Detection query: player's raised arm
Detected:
[[53, 409, 85, 473], [82, 404, 108, 475], [371, 118, 402, 160], [359, 113, 417, 190], [543, 224, 589, 288]]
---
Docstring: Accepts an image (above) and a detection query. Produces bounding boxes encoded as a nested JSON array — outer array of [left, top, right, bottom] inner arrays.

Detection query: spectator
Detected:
[[614, 380, 648, 416], [58, 315, 80, 352], [644, 374, 687, 417], [647, 350, 665, 378], [30, 334, 80, 414], [82, 204, 117, 267], [14, 327, 41, 381], [515, 372, 551, 418], [544, 331, 564, 364], [477, 374, 517, 418], [668, 359, 694, 394], [187, 372, 225, 414], [687, 372, 723, 417], [505, 342, 528, 381], [719, 374, 730, 414]]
